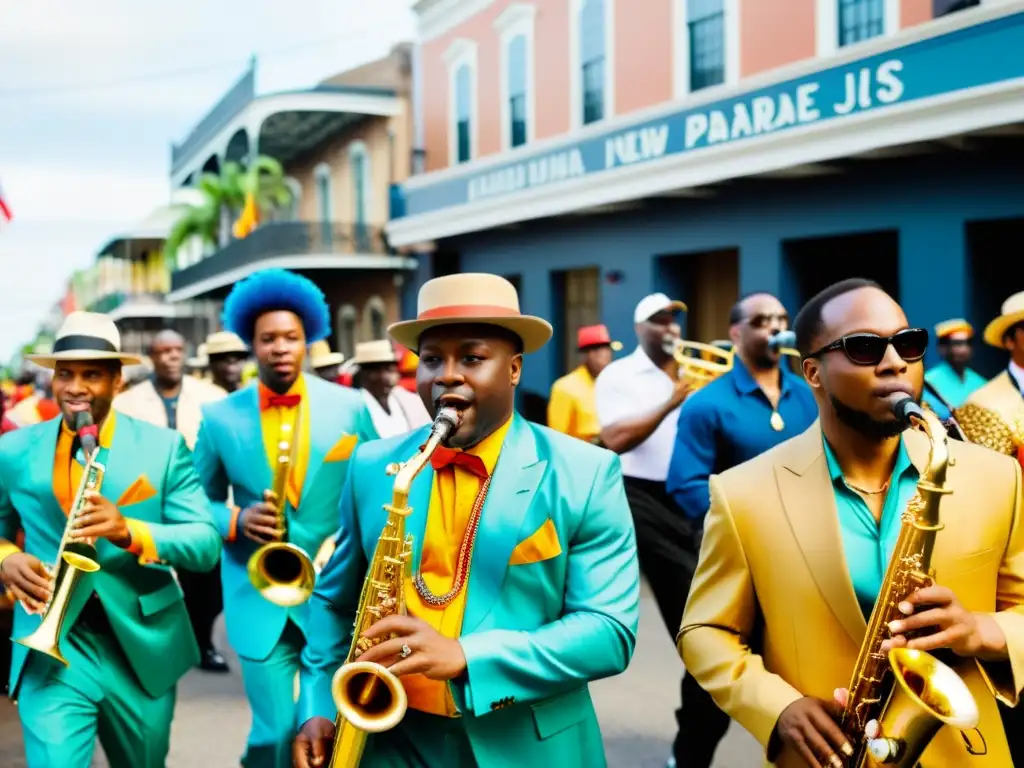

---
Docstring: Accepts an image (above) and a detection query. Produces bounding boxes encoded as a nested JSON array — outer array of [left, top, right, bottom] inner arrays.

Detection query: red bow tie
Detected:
[[261, 392, 302, 411], [430, 446, 489, 479]]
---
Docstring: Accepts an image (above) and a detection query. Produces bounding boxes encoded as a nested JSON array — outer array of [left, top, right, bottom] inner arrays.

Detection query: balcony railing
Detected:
[[170, 221, 391, 295]]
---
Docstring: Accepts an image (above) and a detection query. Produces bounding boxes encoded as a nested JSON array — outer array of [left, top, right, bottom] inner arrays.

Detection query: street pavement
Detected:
[[0, 582, 761, 766]]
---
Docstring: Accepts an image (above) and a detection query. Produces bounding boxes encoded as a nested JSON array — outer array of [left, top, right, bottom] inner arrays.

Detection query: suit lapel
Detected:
[[234, 386, 270, 493], [300, 378, 330, 504], [463, 417, 547, 634], [402, 433, 436, 572], [31, 418, 68, 530], [776, 427, 866, 644]]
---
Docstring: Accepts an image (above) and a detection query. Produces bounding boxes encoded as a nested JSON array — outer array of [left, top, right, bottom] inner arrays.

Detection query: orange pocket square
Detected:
[[324, 434, 359, 463], [116, 475, 158, 508], [509, 518, 562, 566]]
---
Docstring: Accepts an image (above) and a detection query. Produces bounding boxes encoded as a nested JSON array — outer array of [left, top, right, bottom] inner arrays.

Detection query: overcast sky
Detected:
[[0, 0, 416, 361]]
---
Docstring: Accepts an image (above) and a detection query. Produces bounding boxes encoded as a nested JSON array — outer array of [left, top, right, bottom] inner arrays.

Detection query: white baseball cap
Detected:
[[633, 293, 688, 324]]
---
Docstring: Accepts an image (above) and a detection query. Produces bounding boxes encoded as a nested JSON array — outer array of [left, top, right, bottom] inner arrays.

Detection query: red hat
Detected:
[[577, 325, 621, 351]]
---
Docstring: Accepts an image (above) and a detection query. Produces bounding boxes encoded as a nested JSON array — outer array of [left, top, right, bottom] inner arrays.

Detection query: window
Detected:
[[838, 0, 884, 46], [444, 40, 478, 165], [580, 0, 607, 125], [496, 5, 536, 150], [689, 0, 725, 91], [314, 163, 333, 248], [336, 305, 357, 360], [349, 142, 371, 251], [817, 0, 897, 56], [363, 296, 387, 341]]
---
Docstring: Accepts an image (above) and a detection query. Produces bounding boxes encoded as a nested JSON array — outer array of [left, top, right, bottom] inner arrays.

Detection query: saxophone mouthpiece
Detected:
[[892, 396, 924, 425], [74, 412, 98, 455], [433, 407, 463, 442], [768, 330, 797, 353]]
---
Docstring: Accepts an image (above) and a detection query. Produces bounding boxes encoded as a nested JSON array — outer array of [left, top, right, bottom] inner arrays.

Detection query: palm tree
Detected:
[[163, 155, 294, 269]]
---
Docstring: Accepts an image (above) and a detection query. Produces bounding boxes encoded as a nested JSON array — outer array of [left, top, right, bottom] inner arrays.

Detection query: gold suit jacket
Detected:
[[679, 423, 1024, 768], [960, 372, 1024, 456]]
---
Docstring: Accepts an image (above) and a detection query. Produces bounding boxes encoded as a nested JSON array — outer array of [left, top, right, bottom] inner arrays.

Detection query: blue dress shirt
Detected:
[[822, 436, 920, 618], [667, 357, 818, 519]]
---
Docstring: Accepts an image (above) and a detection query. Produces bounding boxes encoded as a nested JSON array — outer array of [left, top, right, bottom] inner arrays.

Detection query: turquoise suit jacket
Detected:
[[923, 361, 988, 419], [299, 415, 640, 766], [0, 414, 221, 699], [192, 375, 378, 662]]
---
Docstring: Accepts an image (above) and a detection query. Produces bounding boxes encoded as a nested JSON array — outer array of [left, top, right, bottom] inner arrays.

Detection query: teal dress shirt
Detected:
[[923, 361, 987, 420], [823, 437, 920, 618]]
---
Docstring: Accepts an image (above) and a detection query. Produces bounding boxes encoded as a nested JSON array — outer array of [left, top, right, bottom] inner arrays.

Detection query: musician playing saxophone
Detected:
[[0, 311, 221, 767], [679, 279, 1024, 768], [192, 269, 377, 768], [294, 273, 640, 768]]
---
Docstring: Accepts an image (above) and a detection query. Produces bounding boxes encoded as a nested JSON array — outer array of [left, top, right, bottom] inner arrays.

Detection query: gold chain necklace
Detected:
[[844, 477, 891, 496]]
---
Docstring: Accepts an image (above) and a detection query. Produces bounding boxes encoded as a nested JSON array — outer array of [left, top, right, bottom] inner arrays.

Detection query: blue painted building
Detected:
[[390, 3, 1024, 402]]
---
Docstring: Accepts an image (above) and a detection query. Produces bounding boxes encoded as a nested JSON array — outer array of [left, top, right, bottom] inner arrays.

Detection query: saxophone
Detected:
[[326, 406, 462, 768], [841, 397, 982, 766], [15, 412, 104, 666]]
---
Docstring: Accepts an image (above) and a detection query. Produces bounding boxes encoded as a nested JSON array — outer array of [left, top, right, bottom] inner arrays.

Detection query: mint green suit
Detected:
[[0, 414, 221, 768], [299, 415, 640, 767]]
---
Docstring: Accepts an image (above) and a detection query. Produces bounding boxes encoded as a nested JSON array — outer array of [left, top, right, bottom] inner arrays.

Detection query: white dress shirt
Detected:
[[361, 387, 432, 438], [594, 346, 680, 482]]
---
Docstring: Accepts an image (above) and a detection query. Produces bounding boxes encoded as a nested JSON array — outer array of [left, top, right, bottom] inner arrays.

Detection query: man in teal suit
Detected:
[[923, 318, 987, 419], [193, 269, 378, 768], [294, 273, 640, 768], [0, 311, 221, 767]]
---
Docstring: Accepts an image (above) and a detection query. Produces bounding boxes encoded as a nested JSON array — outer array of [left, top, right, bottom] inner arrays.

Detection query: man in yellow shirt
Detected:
[[547, 324, 618, 443], [294, 273, 640, 768]]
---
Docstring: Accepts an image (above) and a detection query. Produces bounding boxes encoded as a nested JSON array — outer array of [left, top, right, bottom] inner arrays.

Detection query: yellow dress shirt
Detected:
[[547, 366, 600, 442], [402, 416, 513, 717]]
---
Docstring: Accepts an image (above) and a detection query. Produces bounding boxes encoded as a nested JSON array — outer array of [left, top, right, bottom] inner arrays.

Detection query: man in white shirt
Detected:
[[594, 293, 694, 768], [352, 339, 431, 437]]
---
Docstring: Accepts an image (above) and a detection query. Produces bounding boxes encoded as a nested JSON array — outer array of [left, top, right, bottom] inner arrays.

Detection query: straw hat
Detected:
[[309, 340, 344, 369], [388, 273, 552, 354], [206, 331, 248, 357], [984, 292, 1024, 347], [26, 311, 143, 368], [935, 318, 973, 343], [353, 340, 398, 366]]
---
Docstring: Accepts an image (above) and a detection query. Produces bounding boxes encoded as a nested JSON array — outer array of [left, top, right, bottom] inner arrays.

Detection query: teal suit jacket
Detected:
[[0, 414, 221, 699], [299, 415, 640, 767], [193, 375, 378, 662]]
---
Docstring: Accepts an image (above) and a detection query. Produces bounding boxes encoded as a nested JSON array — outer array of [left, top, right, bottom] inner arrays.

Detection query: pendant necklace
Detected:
[[845, 478, 891, 496], [770, 411, 785, 431]]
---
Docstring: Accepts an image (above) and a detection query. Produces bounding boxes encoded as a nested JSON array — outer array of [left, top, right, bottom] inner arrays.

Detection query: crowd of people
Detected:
[[0, 269, 1021, 768]]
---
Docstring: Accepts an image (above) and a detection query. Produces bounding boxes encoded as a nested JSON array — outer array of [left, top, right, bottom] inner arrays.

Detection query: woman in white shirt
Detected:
[[352, 340, 432, 438]]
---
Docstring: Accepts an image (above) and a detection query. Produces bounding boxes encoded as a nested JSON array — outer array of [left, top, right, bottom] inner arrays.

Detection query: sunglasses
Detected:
[[747, 313, 789, 330], [807, 328, 929, 366]]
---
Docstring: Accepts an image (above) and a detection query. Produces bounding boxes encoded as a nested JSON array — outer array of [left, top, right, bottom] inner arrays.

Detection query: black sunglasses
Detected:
[[807, 328, 929, 366]]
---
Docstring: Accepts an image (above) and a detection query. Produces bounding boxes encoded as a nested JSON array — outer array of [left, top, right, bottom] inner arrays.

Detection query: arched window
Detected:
[[362, 296, 387, 341], [314, 163, 333, 247], [283, 177, 302, 221], [349, 142, 371, 251], [336, 305, 357, 360], [444, 40, 478, 165]]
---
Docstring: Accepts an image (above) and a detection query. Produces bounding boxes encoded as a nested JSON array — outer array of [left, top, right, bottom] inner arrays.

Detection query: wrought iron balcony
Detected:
[[170, 220, 391, 297]]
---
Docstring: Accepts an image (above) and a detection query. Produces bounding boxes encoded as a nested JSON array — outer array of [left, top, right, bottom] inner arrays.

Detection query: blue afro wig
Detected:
[[222, 269, 331, 345]]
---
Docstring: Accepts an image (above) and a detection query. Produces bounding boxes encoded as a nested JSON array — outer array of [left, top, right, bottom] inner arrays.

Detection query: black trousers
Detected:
[[623, 477, 730, 768], [177, 562, 223, 653]]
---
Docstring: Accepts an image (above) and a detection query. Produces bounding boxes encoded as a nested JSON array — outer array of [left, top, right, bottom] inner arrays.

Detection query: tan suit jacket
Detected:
[[679, 423, 1024, 768], [962, 372, 1024, 454], [114, 377, 227, 449]]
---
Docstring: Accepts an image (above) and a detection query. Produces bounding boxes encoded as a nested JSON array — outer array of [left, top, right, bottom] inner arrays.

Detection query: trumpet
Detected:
[[327, 406, 462, 768], [247, 415, 331, 608], [16, 412, 104, 666], [667, 338, 734, 390]]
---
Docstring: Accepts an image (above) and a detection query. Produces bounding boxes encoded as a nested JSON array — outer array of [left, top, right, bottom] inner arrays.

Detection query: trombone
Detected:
[[246, 415, 334, 607], [16, 412, 103, 666], [668, 338, 734, 390]]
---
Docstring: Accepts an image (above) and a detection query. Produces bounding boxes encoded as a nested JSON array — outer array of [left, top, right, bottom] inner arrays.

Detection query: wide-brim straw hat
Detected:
[[984, 291, 1024, 347], [308, 340, 344, 369], [206, 331, 248, 357], [353, 340, 399, 366], [26, 311, 143, 368], [389, 273, 552, 354]]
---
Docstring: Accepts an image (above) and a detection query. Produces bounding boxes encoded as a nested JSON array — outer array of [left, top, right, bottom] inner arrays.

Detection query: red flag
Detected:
[[0, 182, 12, 223]]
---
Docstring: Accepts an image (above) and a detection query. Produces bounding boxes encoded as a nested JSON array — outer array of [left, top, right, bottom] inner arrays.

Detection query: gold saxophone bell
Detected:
[[670, 339, 734, 390], [247, 410, 323, 608], [16, 413, 104, 666], [864, 648, 980, 766], [328, 660, 409, 767]]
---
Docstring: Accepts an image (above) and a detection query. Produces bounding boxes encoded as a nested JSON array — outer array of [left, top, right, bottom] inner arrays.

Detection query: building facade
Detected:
[[389, 0, 1024, 402], [166, 46, 420, 361]]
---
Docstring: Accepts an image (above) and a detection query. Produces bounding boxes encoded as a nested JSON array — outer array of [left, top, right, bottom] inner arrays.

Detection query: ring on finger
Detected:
[[400, 643, 412, 659]]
